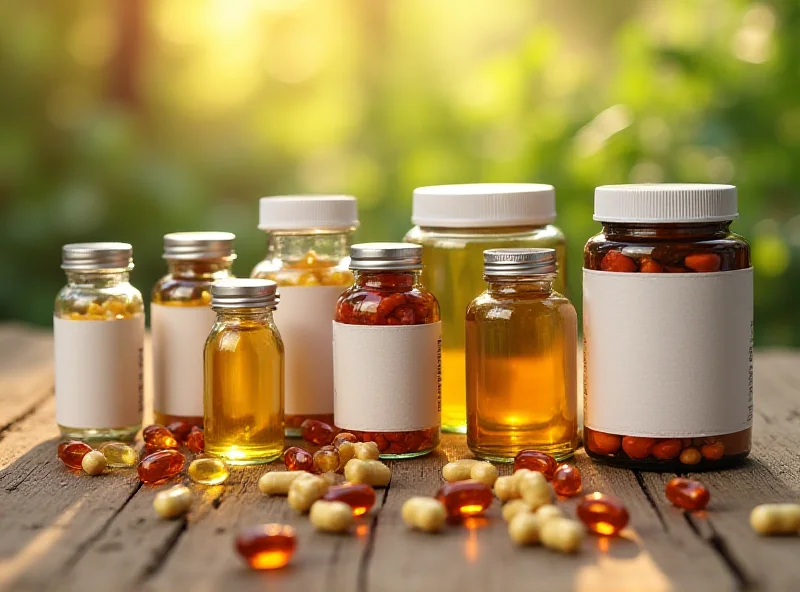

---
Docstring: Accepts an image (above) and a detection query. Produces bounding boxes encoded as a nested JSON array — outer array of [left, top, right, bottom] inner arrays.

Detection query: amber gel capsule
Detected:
[[235, 524, 297, 570], [577, 492, 629, 536], [435, 480, 493, 519]]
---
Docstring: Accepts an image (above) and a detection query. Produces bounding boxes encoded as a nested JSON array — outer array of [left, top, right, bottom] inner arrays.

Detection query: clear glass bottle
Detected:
[[54, 243, 144, 441], [333, 243, 441, 458], [584, 184, 752, 470], [405, 183, 567, 434], [466, 248, 577, 461], [204, 278, 284, 465], [251, 195, 357, 436], [151, 232, 235, 428]]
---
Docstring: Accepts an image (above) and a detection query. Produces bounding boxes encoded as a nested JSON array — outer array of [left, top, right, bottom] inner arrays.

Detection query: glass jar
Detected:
[[204, 279, 284, 465], [251, 195, 357, 436], [405, 183, 567, 434], [333, 243, 441, 458], [583, 184, 753, 470], [466, 249, 578, 461], [151, 232, 235, 428], [54, 243, 144, 441]]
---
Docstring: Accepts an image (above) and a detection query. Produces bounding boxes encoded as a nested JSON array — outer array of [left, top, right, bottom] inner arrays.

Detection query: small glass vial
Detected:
[[405, 183, 567, 434], [204, 279, 284, 465], [465, 248, 578, 461], [251, 195, 358, 436], [151, 232, 235, 428], [54, 243, 144, 441], [333, 243, 441, 458], [584, 184, 752, 470]]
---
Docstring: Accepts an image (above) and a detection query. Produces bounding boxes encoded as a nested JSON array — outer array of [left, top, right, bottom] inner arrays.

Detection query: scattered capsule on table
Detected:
[[352, 441, 380, 461], [442, 459, 480, 482], [58, 441, 93, 470], [750, 503, 800, 536], [301, 419, 336, 446], [518, 470, 551, 509], [323, 483, 376, 516], [284, 446, 315, 472], [188, 457, 230, 485], [332, 432, 358, 448], [337, 441, 355, 470], [186, 427, 204, 453], [402, 497, 447, 533], [513, 450, 557, 480], [344, 459, 391, 487], [138, 449, 185, 484], [258, 471, 312, 495], [309, 500, 354, 534], [142, 425, 179, 451], [508, 512, 540, 546], [436, 480, 493, 519], [540, 517, 585, 553], [665, 477, 710, 511], [288, 474, 330, 513], [99, 442, 138, 467], [154, 484, 193, 519], [577, 492, 630, 536], [502, 499, 533, 522], [314, 446, 340, 473], [494, 475, 520, 502], [235, 524, 297, 570], [82, 450, 108, 475], [552, 464, 582, 497], [166, 421, 193, 444]]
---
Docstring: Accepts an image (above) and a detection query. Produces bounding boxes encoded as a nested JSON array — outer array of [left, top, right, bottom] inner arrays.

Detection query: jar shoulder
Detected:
[[55, 282, 144, 319], [466, 291, 574, 322], [406, 224, 566, 247], [152, 274, 218, 304]]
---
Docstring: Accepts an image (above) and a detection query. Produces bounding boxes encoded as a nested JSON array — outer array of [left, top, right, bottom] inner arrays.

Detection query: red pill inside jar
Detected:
[[435, 480, 493, 519], [587, 430, 622, 455], [577, 492, 630, 536], [552, 464, 582, 497], [665, 477, 710, 511], [323, 483, 377, 516], [235, 524, 297, 570], [283, 446, 315, 472], [621, 436, 656, 460], [137, 449, 185, 484], [57, 441, 93, 470], [301, 419, 336, 446], [651, 439, 683, 460], [513, 450, 558, 480]]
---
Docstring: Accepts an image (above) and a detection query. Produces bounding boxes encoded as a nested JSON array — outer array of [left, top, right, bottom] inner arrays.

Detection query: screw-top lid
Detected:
[[594, 184, 738, 223], [258, 195, 359, 231], [62, 242, 133, 271], [349, 242, 423, 271], [163, 232, 236, 260], [412, 183, 556, 228], [211, 278, 279, 309], [483, 248, 557, 276]]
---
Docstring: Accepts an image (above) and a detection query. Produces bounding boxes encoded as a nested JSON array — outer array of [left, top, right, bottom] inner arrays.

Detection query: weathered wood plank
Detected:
[[0, 324, 53, 430]]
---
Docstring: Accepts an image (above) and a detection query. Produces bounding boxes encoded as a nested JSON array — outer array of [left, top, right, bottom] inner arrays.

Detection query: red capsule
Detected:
[[513, 450, 558, 480], [621, 436, 656, 460], [58, 441, 93, 470], [284, 446, 315, 472], [435, 480, 493, 519], [166, 421, 193, 444], [577, 492, 630, 536], [137, 449, 185, 484], [651, 439, 683, 460], [142, 424, 179, 451], [552, 464, 582, 497], [665, 477, 710, 511], [235, 524, 297, 570], [301, 419, 336, 446], [323, 483, 376, 516], [186, 427, 204, 453], [587, 430, 622, 455]]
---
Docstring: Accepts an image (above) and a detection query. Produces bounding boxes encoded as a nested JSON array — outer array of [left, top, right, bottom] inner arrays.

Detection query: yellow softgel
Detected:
[[99, 442, 138, 467], [188, 457, 230, 485]]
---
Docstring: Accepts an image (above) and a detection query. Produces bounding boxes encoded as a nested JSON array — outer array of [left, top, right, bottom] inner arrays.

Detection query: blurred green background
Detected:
[[0, 0, 797, 345]]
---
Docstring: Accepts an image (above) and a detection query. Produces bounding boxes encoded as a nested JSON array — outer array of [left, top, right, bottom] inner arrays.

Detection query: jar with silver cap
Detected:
[[204, 278, 284, 464], [465, 248, 577, 461], [54, 243, 144, 441], [333, 243, 441, 458], [404, 183, 566, 435], [584, 184, 753, 470], [151, 232, 236, 429], [251, 195, 358, 436]]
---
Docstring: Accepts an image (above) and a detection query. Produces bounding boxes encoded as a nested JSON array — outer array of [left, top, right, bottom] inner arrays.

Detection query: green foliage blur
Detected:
[[0, 0, 798, 345]]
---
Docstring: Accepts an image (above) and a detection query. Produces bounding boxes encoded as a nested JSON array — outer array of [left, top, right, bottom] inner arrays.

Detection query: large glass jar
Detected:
[[251, 195, 357, 436], [405, 183, 567, 434], [466, 249, 578, 461], [151, 232, 235, 428], [333, 243, 441, 458], [54, 243, 144, 441], [583, 184, 753, 471], [204, 279, 284, 465]]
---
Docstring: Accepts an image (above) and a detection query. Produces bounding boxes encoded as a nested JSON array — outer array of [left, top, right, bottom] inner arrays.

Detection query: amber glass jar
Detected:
[[583, 184, 752, 471], [333, 243, 441, 458]]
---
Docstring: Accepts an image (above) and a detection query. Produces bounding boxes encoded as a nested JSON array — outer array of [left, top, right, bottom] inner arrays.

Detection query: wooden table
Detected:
[[1, 323, 799, 592]]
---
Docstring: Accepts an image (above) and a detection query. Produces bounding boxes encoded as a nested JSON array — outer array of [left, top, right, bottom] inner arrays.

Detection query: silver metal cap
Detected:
[[62, 243, 133, 271], [483, 248, 557, 276], [211, 278, 279, 309], [163, 232, 236, 260], [349, 242, 423, 271]]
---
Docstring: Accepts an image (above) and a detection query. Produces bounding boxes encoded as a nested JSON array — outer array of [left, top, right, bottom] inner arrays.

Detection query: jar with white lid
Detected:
[[404, 183, 566, 434], [583, 184, 753, 470]]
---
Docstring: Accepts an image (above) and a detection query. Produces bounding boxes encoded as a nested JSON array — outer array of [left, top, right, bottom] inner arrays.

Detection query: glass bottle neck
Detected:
[[166, 259, 233, 280], [601, 221, 733, 241], [485, 275, 554, 296], [266, 231, 352, 261], [66, 270, 131, 288], [353, 269, 421, 290]]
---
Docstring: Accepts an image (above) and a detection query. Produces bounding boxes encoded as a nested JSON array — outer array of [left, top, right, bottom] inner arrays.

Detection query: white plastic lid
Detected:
[[411, 183, 556, 228], [258, 195, 359, 231], [594, 184, 738, 223]]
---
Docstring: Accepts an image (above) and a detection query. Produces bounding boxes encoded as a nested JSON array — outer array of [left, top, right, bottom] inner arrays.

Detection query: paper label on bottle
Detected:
[[151, 303, 216, 417], [333, 321, 442, 431], [274, 285, 346, 415], [54, 316, 144, 428], [583, 268, 754, 437]]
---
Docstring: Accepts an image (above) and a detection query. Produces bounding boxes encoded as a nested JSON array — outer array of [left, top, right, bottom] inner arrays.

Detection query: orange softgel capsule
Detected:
[[137, 449, 185, 484], [142, 425, 179, 451], [665, 477, 710, 511], [235, 524, 297, 570], [552, 464, 582, 497], [166, 421, 193, 444], [186, 427, 204, 453], [58, 441, 93, 470], [577, 492, 630, 536], [332, 432, 358, 448], [435, 480, 493, 519], [284, 446, 314, 472], [323, 483, 377, 516], [301, 419, 336, 446], [513, 450, 558, 480]]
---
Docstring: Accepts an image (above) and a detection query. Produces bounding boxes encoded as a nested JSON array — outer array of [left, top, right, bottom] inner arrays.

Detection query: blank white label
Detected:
[[583, 268, 754, 437], [151, 303, 216, 417], [54, 316, 144, 428], [333, 321, 442, 431]]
